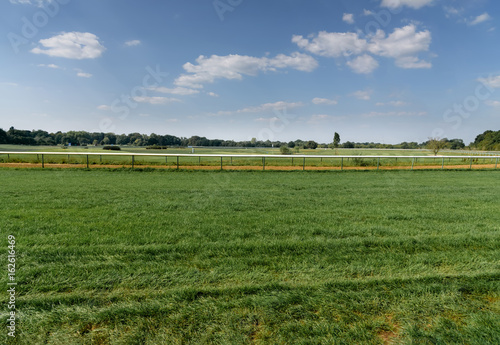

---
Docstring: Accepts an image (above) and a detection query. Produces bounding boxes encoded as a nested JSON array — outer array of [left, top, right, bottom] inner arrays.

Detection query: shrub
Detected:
[[103, 146, 121, 151], [280, 145, 291, 155], [146, 145, 168, 150]]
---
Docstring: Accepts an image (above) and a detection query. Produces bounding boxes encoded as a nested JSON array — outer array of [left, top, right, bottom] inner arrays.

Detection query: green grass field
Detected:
[[1, 169, 499, 344], [1, 145, 498, 169]]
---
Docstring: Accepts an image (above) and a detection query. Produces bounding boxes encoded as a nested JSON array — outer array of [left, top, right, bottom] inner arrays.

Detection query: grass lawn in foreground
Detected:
[[0, 169, 499, 344]]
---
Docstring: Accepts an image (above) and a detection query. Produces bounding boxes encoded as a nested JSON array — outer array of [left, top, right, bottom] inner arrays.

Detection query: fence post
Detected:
[[469, 157, 473, 169], [496, 157, 498, 169], [411, 158, 414, 170], [341, 157, 343, 171], [132, 155, 134, 169], [220, 157, 223, 170], [177, 156, 179, 170], [303, 157, 305, 171], [442, 157, 444, 170], [377, 157, 380, 170], [42, 154, 44, 168], [86, 155, 89, 169], [263, 157, 265, 171]]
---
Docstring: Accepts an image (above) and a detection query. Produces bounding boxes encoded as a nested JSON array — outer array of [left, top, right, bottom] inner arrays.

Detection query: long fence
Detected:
[[0, 151, 499, 171]]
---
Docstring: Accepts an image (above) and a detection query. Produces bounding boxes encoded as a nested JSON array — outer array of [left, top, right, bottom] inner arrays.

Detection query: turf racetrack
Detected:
[[1, 169, 499, 344]]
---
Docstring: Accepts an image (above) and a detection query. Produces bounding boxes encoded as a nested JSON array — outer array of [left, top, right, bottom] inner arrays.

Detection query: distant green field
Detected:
[[0, 169, 499, 344], [0, 145, 497, 169]]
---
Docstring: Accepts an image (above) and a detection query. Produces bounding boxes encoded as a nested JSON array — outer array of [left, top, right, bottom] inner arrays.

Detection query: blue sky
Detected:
[[1, 0, 499, 144]]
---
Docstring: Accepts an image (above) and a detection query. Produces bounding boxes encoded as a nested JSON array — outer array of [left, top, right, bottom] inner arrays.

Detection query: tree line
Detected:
[[0, 126, 496, 150], [472, 130, 500, 151]]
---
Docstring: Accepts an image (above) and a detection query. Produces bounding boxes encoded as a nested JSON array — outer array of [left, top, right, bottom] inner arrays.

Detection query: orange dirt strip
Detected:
[[0, 163, 497, 170]]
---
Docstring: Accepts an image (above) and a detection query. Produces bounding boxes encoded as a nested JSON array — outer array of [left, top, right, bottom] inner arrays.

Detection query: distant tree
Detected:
[[343, 141, 355, 149], [0, 128, 9, 144], [427, 137, 447, 155], [287, 141, 295, 148], [472, 130, 500, 150], [116, 134, 129, 145], [333, 132, 340, 148], [447, 138, 465, 150], [305, 140, 318, 149], [280, 145, 291, 154], [101, 137, 111, 145]]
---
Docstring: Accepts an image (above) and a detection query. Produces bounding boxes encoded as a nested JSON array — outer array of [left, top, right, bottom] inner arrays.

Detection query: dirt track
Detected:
[[0, 162, 497, 171]]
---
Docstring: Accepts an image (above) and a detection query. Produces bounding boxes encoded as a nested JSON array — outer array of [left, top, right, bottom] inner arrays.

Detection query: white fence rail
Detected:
[[0, 152, 499, 170]]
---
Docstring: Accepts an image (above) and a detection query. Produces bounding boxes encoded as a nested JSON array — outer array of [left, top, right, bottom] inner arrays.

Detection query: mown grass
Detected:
[[0, 151, 497, 169], [0, 169, 499, 344]]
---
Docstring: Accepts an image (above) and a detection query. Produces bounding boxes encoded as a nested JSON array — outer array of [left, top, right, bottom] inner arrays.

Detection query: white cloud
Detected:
[[255, 117, 279, 122], [97, 105, 111, 111], [293, 24, 432, 71], [312, 97, 338, 105], [363, 111, 427, 117], [132, 96, 181, 105], [376, 101, 408, 107], [367, 25, 432, 69], [31, 32, 105, 59], [175, 52, 317, 89], [207, 92, 219, 97], [346, 54, 379, 74], [308, 114, 330, 124], [125, 40, 141, 46], [469, 12, 492, 26], [76, 72, 92, 78], [237, 101, 303, 114], [485, 100, 500, 107], [308, 114, 346, 125], [444, 6, 461, 18], [0, 82, 19, 87], [478, 75, 500, 88], [38, 63, 63, 69], [149, 86, 199, 95], [310, 114, 330, 121], [343, 13, 354, 24], [292, 32, 367, 58], [380, 0, 434, 10], [166, 118, 179, 123], [351, 90, 373, 101], [394, 56, 432, 69], [9, 0, 50, 6], [213, 101, 303, 116]]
